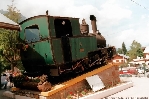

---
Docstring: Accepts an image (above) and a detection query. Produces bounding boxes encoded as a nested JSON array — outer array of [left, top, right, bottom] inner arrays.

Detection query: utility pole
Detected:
[[123, 54, 125, 64], [0, 62, 2, 89], [144, 59, 146, 77], [122, 50, 125, 67]]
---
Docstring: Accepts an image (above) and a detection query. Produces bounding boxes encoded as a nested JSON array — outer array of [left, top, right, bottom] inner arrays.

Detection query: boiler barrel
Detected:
[[96, 33, 106, 48], [88, 33, 106, 48]]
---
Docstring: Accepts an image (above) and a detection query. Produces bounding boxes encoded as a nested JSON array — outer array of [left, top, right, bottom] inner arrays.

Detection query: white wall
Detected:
[[113, 59, 127, 63], [146, 54, 149, 59]]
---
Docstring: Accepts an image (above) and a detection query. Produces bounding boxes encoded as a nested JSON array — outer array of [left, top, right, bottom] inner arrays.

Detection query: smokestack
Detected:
[[46, 10, 48, 15], [90, 15, 97, 34]]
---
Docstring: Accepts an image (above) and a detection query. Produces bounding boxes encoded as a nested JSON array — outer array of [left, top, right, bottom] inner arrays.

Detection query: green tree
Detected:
[[136, 48, 143, 58], [0, 0, 22, 72], [117, 48, 123, 54], [4, 0, 21, 23], [126, 40, 142, 61], [116, 42, 127, 55], [122, 42, 127, 55]]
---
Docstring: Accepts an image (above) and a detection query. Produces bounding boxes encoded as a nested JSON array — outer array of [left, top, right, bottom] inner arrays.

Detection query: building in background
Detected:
[[129, 46, 149, 66], [112, 53, 129, 64]]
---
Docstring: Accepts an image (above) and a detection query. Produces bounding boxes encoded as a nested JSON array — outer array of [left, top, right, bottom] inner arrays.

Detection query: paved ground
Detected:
[[108, 74, 149, 97], [0, 89, 12, 99]]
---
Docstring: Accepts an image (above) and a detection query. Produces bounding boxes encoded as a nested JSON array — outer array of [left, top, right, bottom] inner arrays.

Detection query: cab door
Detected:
[[61, 36, 72, 63]]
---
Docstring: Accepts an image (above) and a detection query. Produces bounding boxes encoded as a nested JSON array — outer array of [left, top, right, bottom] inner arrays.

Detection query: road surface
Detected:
[[108, 75, 149, 97]]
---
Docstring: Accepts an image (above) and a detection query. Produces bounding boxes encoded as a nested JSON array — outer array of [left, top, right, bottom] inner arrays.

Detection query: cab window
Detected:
[[24, 25, 40, 43]]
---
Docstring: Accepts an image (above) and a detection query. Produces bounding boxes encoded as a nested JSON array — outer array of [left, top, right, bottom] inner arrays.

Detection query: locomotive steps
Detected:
[[39, 63, 120, 99]]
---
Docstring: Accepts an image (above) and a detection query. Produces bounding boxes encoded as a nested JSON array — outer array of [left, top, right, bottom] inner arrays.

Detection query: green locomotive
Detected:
[[17, 14, 115, 78]]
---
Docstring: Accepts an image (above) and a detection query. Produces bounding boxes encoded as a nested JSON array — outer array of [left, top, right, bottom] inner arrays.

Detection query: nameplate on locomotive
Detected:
[[80, 48, 84, 52]]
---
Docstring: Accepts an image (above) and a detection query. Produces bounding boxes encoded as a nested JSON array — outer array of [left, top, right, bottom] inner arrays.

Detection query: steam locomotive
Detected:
[[17, 14, 115, 78]]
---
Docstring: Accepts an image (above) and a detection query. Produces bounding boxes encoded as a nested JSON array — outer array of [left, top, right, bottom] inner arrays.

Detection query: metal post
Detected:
[[77, 91, 79, 99], [123, 54, 124, 64], [92, 85, 94, 91], [0, 62, 1, 89], [61, 93, 64, 99], [144, 59, 146, 77], [123, 52, 125, 66]]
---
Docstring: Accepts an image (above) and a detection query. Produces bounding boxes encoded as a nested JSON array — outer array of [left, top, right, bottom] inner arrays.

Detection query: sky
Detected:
[[1, 0, 149, 49]]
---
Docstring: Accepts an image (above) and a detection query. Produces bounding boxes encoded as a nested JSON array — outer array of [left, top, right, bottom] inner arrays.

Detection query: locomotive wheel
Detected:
[[101, 55, 108, 65], [72, 58, 90, 73], [94, 54, 101, 65], [82, 58, 89, 69], [72, 62, 84, 73], [75, 64, 84, 73]]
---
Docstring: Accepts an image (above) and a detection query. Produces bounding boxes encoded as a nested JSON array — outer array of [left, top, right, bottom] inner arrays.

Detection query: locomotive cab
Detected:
[[54, 19, 73, 38]]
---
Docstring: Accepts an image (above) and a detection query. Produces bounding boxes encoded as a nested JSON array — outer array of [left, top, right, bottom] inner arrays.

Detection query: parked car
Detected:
[[119, 73, 132, 77], [119, 70, 129, 74], [127, 68, 137, 75], [119, 67, 138, 74], [137, 66, 149, 73], [119, 68, 137, 75], [145, 67, 149, 72], [142, 67, 149, 72], [137, 69, 144, 74]]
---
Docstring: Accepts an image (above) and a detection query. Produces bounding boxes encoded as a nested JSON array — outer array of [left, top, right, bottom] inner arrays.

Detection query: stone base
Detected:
[[7, 64, 120, 99], [40, 64, 120, 99]]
